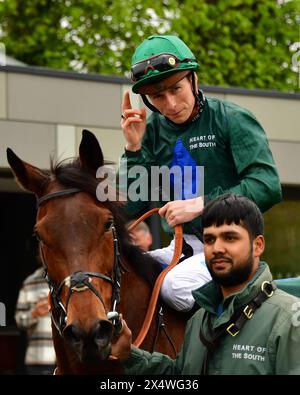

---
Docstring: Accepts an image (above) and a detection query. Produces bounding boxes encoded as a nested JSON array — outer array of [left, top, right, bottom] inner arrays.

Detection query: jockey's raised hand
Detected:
[[159, 196, 204, 228], [121, 91, 147, 152]]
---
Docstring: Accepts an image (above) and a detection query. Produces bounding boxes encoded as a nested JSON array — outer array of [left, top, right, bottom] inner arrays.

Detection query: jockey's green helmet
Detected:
[[131, 35, 199, 94]]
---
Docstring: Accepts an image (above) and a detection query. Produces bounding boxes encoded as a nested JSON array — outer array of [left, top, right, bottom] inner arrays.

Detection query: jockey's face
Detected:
[[203, 223, 264, 295], [148, 76, 196, 124]]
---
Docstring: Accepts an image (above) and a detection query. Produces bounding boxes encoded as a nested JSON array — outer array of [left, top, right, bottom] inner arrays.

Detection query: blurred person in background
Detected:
[[128, 220, 153, 252], [15, 266, 56, 375]]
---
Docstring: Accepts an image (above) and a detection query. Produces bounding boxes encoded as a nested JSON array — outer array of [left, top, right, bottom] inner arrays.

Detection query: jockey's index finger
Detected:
[[122, 91, 132, 112]]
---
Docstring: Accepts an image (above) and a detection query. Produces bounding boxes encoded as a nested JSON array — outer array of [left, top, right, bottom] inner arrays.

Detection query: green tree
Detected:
[[0, 0, 299, 92], [0, 0, 175, 75], [171, 0, 300, 91]]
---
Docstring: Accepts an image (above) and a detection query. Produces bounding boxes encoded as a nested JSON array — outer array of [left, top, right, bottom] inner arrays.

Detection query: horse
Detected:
[[7, 129, 189, 374]]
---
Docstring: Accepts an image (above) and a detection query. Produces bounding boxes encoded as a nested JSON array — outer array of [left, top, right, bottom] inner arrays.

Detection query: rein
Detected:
[[128, 209, 183, 348]]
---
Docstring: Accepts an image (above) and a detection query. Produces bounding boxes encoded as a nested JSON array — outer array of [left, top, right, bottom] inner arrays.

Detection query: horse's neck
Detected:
[[120, 260, 188, 355], [119, 266, 153, 340], [119, 262, 171, 352]]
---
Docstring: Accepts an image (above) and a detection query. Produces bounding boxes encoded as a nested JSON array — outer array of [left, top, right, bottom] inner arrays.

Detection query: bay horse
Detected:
[[7, 130, 189, 374]]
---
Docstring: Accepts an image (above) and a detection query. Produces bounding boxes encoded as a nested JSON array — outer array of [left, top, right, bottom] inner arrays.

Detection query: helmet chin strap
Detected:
[[190, 72, 199, 99], [141, 94, 160, 113]]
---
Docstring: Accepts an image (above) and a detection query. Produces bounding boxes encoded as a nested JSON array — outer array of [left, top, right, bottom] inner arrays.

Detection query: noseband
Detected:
[[36, 188, 122, 336]]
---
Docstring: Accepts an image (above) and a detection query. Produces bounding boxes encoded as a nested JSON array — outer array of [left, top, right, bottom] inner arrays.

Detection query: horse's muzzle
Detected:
[[63, 319, 114, 363]]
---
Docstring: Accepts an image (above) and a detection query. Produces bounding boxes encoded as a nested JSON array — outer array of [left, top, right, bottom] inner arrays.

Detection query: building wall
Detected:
[[0, 65, 300, 191]]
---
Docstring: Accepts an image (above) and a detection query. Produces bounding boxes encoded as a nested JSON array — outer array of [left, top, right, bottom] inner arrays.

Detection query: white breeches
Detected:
[[148, 235, 211, 312]]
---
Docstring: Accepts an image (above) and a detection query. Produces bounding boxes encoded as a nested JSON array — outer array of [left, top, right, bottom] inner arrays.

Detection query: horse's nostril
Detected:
[[93, 320, 113, 347], [63, 324, 82, 345], [62, 321, 113, 363]]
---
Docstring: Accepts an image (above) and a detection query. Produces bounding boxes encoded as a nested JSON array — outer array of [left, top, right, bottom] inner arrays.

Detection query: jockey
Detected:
[[119, 34, 282, 311]]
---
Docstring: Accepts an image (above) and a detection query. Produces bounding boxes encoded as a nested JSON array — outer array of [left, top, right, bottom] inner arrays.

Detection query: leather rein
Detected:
[[128, 209, 183, 347], [35, 188, 183, 347]]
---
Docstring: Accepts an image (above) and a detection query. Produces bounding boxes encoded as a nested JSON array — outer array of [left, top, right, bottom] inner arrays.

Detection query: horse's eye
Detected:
[[104, 220, 113, 232]]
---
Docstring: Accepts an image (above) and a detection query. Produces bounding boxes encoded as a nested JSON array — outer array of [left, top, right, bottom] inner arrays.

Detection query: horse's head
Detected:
[[7, 130, 122, 364]]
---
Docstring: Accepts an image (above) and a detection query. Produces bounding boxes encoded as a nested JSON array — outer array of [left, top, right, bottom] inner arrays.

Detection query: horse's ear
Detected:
[[6, 148, 49, 196], [79, 129, 104, 173]]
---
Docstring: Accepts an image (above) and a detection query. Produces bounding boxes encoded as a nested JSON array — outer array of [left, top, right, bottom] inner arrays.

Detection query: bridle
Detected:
[[36, 188, 123, 336], [36, 187, 183, 350]]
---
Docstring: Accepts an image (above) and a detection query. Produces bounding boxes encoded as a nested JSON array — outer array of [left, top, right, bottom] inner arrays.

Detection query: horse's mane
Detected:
[[50, 158, 162, 286]]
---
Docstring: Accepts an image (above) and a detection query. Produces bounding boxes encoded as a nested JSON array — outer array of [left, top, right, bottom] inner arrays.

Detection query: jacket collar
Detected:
[[192, 262, 273, 325]]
